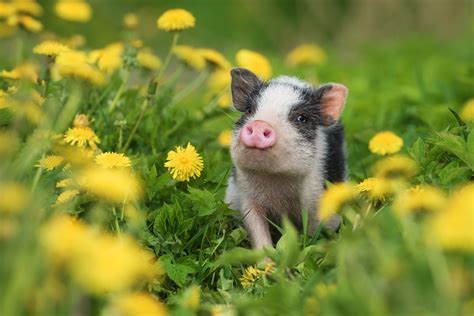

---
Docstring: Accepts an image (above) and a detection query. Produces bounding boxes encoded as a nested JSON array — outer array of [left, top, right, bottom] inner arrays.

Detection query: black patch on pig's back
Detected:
[[323, 123, 347, 183]]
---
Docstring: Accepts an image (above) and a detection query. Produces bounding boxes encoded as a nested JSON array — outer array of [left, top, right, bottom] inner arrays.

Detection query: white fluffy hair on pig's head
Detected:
[[229, 67, 348, 176]]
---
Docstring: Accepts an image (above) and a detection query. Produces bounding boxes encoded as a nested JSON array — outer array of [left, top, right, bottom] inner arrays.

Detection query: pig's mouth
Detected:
[[238, 141, 276, 152]]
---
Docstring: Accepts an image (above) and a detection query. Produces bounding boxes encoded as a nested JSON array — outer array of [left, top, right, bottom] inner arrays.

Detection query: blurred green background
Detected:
[[37, 0, 473, 57]]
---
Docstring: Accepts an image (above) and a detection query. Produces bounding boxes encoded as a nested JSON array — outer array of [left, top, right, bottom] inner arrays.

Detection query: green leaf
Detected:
[[275, 218, 300, 269], [159, 255, 195, 287], [431, 132, 473, 170], [215, 247, 265, 266], [186, 187, 217, 216], [407, 137, 425, 163], [467, 129, 474, 160], [448, 108, 465, 125], [153, 203, 182, 236]]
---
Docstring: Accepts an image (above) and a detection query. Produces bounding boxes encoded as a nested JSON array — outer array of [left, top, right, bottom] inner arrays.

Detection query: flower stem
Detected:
[[108, 69, 130, 113], [42, 59, 52, 97], [121, 98, 148, 152], [112, 206, 121, 234], [30, 154, 44, 193], [170, 70, 209, 105], [157, 32, 179, 82]]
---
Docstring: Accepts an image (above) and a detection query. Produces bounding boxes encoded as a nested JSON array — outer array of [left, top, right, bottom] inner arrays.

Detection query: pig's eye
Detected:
[[245, 107, 253, 114], [296, 115, 307, 123]]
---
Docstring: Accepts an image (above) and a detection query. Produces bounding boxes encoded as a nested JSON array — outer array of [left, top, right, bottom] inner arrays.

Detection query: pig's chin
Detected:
[[232, 142, 286, 174]]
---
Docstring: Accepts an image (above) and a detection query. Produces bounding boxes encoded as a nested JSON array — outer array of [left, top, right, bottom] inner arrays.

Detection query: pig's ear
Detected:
[[317, 83, 348, 125], [230, 68, 263, 111]]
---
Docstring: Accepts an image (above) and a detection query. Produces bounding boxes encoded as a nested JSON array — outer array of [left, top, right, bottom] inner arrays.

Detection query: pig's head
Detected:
[[230, 67, 348, 176]]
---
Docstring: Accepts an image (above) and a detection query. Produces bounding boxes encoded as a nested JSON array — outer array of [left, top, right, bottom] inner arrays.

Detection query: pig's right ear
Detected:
[[317, 83, 348, 125], [230, 68, 262, 111]]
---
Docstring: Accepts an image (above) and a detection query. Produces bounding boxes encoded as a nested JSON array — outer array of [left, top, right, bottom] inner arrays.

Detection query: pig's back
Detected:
[[323, 123, 347, 183]]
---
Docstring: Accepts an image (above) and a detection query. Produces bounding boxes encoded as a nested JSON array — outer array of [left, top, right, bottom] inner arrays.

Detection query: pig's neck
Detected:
[[237, 168, 324, 220]]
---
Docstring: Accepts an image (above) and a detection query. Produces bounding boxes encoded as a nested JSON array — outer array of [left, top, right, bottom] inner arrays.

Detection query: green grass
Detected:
[[0, 24, 473, 316]]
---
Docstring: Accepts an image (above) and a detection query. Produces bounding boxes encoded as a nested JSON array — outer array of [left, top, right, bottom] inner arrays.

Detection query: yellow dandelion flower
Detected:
[[207, 69, 231, 93], [374, 154, 418, 180], [96, 42, 124, 74], [98, 50, 122, 74], [77, 166, 142, 203], [33, 40, 69, 57], [262, 263, 275, 275], [41, 215, 91, 262], [87, 49, 102, 64], [0, 62, 38, 82], [54, 189, 80, 205], [285, 43, 327, 67], [217, 93, 231, 109], [0, 3, 16, 18], [319, 182, 357, 221], [183, 285, 201, 310], [137, 48, 162, 70], [64, 126, 100, 149], [95, 152, 131, 169], [369, 131, 404, 155], [427, 183, 474, 252], [173, 45, 206, 71], [460, 98, 474, 122], [54, 0, 92, 23], [314, 283, 337, 298], [393, 185, 447, 216], [57, 49, 85, 64], [218, 130, 232, 148], [210, 305, 234, 316], [56, 178, 73, 188], [36, 155, 64, 170], [54, 50, 105, 86], [12, 1, 43, 17], [123, 13, 138, 29], [164, 143, 204, 182], [0, 182, 28, 214], [157, 8, 195, 32], [13, 99, 43, 124], [356, 177, 396, 201], [30, 89, 44, 105], [198, 48, 232, 70], [106, 293, 169, 316], [73, 113, 89, 127], [54, 144, 95, 166], [235, 49, 272, 80], [70, 233, 156, 294], [130, 39, 143, 49], [240, 266, 263, 288], [0, 90, 10, 109], [16, 15, 43, 33], [357, 177, 379, 193]]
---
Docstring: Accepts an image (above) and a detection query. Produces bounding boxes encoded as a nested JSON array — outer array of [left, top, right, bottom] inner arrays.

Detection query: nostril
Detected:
[[245, 126, 253, 135], [263, 129, 271, 138]]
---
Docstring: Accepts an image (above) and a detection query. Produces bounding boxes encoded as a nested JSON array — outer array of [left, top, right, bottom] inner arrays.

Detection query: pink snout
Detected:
[[240, 120, 277, 149]]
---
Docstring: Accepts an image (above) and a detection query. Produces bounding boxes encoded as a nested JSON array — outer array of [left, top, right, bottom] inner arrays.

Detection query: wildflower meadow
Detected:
[[0, 1, 473, 316]]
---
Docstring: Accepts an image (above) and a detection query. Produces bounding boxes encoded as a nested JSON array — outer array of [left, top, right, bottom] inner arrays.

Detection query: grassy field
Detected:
[[0, 2, 473, 316]]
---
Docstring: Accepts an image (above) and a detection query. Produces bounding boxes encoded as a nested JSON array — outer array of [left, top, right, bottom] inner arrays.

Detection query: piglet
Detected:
[[225, 68, 348, 249]]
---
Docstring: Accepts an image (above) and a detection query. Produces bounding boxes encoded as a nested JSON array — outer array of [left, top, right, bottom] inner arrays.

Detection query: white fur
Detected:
[[254, 85, 300, 119], [273, 76, 311, 89]]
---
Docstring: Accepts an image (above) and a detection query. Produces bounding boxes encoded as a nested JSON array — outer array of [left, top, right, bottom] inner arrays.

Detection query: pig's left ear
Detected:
[[317, 83, 348, 125]]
